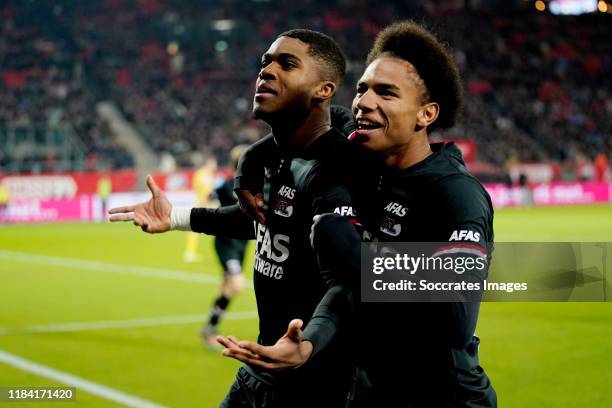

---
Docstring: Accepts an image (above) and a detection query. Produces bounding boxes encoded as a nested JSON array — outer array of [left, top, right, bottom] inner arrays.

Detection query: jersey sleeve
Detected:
[[310, 213, 362, 285], [300, 168, 363, 359], [330, 105, 355, 137], [431, 175, 494, 348], [190, 204, 255, 240], [304, 164, 356, 218], [302, 284, 353, 359], [233, 134, 277, 193], [437, 174, 494, 250], [303, 214, 364, 359]]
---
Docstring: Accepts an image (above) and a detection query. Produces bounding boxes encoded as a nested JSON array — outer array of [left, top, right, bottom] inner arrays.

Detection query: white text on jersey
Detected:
[[334, 206, 356, 217], [255, 224, 290, 263], [278, 185, 295, 199], [449, 230, 481, 242], [384, 202, 407, 217]]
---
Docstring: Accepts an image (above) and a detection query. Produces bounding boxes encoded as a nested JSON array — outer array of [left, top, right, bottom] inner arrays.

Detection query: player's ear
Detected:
[[416, 102, 439, 128], [313, 81, 336, 102]]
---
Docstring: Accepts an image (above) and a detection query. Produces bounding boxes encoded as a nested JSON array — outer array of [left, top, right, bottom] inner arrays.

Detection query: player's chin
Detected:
[[353, 128, 383, 147], [252, 106, 266, 119], [252, 102, 274, 119]]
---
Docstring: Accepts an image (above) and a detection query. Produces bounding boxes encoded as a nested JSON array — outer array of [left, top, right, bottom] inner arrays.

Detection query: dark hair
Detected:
[[366, 21, 463, 132], [279, 29, 346, 85]]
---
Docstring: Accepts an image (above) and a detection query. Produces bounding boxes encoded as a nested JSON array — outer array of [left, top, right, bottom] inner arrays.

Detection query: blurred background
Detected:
[[0, 0, 610, 407]]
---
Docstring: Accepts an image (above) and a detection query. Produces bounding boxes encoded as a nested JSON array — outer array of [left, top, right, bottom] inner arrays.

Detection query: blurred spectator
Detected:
[[595, 153, 609, 182], [0, 0, 610, 173]]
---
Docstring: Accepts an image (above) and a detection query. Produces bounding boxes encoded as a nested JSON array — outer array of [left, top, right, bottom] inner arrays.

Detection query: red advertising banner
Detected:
[[0, 169, 233, 201], [150, 169, 233, 191], [0, 170, 138, 200]]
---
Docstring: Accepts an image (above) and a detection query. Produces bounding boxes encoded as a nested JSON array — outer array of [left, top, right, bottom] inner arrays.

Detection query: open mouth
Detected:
[[355, 118, 383, 134], [255, 83, 277, 96]]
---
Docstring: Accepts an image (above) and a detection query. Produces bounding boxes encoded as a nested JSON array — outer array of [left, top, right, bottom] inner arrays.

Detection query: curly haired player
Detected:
[[225, 21, 497, 408]]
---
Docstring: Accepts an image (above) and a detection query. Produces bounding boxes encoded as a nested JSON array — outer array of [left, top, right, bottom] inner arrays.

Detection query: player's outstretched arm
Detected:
[[217, 319, 313, 370], [109, 175, 172, 233]]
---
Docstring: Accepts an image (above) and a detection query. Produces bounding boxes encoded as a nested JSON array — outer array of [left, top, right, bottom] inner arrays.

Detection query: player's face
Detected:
[[253, 37, 324, 121], [352, 56, 428, 154]]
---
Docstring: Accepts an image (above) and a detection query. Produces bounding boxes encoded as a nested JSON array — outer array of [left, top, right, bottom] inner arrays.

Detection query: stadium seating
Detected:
[[1, 0, 610, 172]]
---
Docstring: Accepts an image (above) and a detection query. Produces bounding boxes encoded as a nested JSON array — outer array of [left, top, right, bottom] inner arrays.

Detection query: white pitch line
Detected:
[[0, 349, 165, 408], [0, 250, 253, 287], [0, 310, 258, 335]]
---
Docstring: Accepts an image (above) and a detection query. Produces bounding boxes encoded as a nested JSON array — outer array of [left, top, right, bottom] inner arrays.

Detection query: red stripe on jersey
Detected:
[[432, 243, 488, 258]]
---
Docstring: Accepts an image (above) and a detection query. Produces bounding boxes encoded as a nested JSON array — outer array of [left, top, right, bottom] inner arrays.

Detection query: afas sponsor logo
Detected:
[[380, 201, 405, 236], [255, 224, 290, 263], [449, 230, 481, 242], [254, 224, 290, 280], [334, 206, 356, 216], [277, 185, 295, 199], [274, 185, 295, 217], [384, 202, 407, 217]]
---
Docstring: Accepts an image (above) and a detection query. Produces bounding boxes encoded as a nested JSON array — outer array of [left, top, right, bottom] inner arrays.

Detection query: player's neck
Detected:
[[271, 107, 331, 152], [385, 133, 432, 170]]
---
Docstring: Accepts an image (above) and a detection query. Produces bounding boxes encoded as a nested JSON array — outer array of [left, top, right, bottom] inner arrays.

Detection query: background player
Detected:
[[97, 174, 112, 222], [0, 183, 9, 223], [183, 155, 217, 262], [201, 145, 248, 349]]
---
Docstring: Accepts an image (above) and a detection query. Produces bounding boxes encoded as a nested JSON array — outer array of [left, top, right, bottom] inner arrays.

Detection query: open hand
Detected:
[[108, 175, 172, 233], [217, 319, 313, 370]]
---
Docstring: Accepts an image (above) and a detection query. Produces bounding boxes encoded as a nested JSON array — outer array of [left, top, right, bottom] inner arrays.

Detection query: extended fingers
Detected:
[[217, 335, 250, 352], [227, 336, 241, 346], [109, 213, 135, 222], [218, 336, 261, 361], [109, 205, 135, 214], [286, 319, 304, 342], [146, 175, 161, 198], [217, 337, 289, 370], [237, 341, 270, 358], [222, 348, 277, 369]]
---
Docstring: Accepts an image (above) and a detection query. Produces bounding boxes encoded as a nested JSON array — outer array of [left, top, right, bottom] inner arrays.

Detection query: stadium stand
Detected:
[[0, 0, 610, 173]]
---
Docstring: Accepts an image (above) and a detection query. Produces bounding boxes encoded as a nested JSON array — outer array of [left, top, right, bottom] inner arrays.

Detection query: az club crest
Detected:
[[274, 198, 293, 217], [380, 216, 401, 236]]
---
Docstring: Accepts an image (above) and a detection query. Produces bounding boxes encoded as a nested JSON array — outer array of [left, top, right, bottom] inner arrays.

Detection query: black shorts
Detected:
[[219, 365, 351, 408], [215, 238, 247, 276]]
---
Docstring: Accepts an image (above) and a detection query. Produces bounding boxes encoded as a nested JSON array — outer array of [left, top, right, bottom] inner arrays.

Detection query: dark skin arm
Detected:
[[110, 175, 255, 239]]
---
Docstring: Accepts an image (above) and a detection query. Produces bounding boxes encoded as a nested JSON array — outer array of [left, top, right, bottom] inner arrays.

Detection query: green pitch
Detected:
[[1, 205, 611, 407]]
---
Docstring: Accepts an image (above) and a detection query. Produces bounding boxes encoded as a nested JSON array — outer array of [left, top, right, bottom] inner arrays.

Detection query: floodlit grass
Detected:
[[1, 205, 611, 407]]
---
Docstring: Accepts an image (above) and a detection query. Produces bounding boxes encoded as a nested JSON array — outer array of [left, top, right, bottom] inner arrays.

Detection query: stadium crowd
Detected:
[[1, 0, 610, 171], [0, 2, 134, 172]]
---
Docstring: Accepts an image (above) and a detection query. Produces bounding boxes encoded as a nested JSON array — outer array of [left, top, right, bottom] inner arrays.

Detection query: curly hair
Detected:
[[366, 21, 463, 132]]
